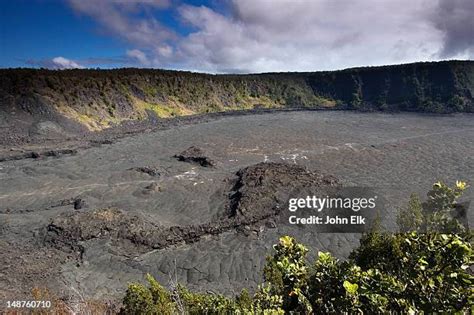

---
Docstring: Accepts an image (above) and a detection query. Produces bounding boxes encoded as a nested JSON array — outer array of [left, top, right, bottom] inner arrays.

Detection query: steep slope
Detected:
[[0, 60, 473, 131]]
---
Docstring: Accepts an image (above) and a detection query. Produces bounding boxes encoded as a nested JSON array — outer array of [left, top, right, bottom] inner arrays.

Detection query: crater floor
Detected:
[[0, 111, 473, 302]]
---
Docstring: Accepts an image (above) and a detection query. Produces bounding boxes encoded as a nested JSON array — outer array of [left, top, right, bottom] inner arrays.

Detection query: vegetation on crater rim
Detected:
[[1, 60, 473, 130]]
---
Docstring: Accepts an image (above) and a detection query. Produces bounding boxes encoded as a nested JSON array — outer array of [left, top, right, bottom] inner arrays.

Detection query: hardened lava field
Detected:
[[0, 111, 473, 301]]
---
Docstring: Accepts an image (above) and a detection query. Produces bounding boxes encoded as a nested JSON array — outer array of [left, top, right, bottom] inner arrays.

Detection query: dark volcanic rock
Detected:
[[130, 166, 162, 177], [44, 163, 340, 258], [73, 198, 86, 210], [174, 146, 215, 167], [45, 149, 77, 157], [228, 162, 340, 221], [44, 208, 230, 256], [0, 149, 77, 162], [44, 208, 163, 254]]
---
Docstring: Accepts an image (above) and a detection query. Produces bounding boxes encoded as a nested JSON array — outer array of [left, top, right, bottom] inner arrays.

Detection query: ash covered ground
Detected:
[[0, 111, 473, 304]]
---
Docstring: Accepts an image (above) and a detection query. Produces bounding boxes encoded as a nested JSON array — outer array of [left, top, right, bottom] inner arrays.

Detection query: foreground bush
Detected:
[[121, 181, 473, 314]]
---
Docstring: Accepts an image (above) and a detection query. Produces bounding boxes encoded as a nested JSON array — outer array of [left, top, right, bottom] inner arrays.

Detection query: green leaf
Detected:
[[343, 280, 359, 295]]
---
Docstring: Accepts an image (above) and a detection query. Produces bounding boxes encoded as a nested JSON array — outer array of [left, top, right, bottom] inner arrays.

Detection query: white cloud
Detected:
[[67, 0, 474, 73], [174, 0, 446, 72], [156, 44, 173, 58], [51, 56, 84, 69], [68, 0, 175, 47], [126, 49, 150, 65]]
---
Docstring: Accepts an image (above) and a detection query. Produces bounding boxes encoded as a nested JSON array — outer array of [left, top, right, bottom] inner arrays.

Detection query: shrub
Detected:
[[397, 193, 423, 232], [120, 274, 175, 315], [262, 235, 312, 313], [397, 180, 469, 233]]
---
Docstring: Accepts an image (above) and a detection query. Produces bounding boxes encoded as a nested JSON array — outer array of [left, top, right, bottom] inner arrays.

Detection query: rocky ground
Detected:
[[0, 110, 473, 308]]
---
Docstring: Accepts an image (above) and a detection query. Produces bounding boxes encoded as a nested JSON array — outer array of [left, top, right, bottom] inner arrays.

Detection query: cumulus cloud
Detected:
[[66, 0, 474, 72], [51, 56, 84, 69], [175, 0, 446, 72], [68, 0, 175, 47], [26, 56, 84, 69], [126, 49, 150, 66]]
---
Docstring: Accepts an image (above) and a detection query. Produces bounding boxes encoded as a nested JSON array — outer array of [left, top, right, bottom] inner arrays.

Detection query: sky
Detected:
[[1, 0, 473, 73]]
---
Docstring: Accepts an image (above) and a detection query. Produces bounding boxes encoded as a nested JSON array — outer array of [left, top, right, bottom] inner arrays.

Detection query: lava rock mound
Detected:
[[174, 146, 215, 167], [43, 163, 340, 258], [44, 208, 162, 254], [228, 162, 340, 221]]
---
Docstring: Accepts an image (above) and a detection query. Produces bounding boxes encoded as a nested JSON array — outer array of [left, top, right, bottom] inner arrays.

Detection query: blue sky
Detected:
[[1, 0, 472, 73], [2, 0, 108, 67], [0, 0, 198, 68]]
